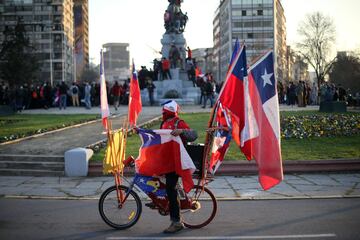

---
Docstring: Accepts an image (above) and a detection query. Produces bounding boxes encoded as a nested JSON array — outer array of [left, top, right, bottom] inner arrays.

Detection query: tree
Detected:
[[0, 18, 39, 88], [80, 66, 100, 83], [329, 54, 360, 94], [296, 12, 336, 91]]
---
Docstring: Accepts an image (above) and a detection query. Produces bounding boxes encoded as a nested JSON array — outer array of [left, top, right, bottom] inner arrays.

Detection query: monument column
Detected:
[[144, 0, 200, 105]]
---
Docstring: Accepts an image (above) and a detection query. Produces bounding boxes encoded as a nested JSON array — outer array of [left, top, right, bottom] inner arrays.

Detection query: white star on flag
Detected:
[[261, 69, 273, 87]]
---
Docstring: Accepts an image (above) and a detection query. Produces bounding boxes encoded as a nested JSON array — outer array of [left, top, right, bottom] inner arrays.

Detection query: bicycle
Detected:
[[98, 155, 217, 230]]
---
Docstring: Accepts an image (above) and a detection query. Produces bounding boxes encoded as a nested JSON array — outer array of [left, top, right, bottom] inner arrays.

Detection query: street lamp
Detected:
[[47, 1, 53, 87]]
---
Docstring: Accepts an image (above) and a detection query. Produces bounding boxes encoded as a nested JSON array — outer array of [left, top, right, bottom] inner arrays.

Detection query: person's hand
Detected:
[[132, 127, 139, 134], [206, 127, 216, 133], [171, 129, 183, 136]]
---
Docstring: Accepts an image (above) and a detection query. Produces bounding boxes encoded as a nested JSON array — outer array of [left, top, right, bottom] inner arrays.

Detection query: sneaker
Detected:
[[163, 221, 184, 234], [145, 202, 156, 209]]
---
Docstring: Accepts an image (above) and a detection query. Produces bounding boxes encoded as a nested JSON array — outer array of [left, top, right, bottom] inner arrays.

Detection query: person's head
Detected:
[[162, 100, 179, 120]]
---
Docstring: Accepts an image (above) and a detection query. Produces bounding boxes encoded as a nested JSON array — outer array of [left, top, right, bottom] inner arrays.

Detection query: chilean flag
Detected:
[[128, 61, 142, 126], [245, 50, 283, 190], [99, 50, 110, 130], [218, 41, 247, 148], [209, 103, 232, 174], [135, 129, 196, 193]]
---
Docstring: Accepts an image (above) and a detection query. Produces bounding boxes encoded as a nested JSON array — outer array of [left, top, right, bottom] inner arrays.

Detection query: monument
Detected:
[[141, 0, 200, 105]]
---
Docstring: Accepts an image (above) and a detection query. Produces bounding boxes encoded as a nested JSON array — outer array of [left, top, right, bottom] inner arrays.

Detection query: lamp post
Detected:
[[48, 1, 53, 86]]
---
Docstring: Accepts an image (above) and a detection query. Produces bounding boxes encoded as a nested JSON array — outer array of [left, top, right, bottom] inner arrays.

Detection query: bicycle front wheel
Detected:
[[182, 185, 217, 229], [98, 185, 142, 230]]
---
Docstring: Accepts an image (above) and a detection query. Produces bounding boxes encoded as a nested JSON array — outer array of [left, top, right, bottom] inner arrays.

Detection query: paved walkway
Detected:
[[1, 173, 359, 200]]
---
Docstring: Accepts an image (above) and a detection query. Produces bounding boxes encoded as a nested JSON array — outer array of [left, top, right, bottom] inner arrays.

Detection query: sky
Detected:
[[89, 0, 360, 68]]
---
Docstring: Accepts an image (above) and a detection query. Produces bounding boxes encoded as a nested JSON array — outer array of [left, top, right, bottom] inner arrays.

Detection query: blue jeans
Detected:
[[84, 94, 91, 109], [59, 94, 67, 109], [203, 94, 214, 108]]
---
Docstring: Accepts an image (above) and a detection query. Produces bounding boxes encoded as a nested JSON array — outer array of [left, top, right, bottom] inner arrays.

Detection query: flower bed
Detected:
[[281, 114, 360, 139]]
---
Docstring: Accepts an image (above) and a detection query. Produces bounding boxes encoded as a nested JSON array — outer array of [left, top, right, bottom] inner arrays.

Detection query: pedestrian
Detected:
[[202, 75, 215, 108], [187, 46, 192, 59], [111, 81, 121, 110], [161, 57, 172, 80], [84, 82, 92, 109], [310, 82, 318, 105], [59, 81, 68, 110], [70, 82, 80, 107], [296, 81, 304, 107], [146, 78, 156, 106], [15, 86, 25, 112], [185, 58, 196, 86], [143, 100, 197, 233], [169, 44, 181, 69], [197, 75, 206, 105]]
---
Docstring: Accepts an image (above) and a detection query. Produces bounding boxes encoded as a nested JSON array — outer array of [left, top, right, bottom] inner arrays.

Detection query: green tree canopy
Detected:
[[80, 66, 100, 83], [329, 54, 360, 94], [0, 18, 39, 88]]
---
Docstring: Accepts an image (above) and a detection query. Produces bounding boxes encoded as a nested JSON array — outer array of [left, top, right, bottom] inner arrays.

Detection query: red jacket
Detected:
[[162, 59, 170, 70], [161, 117, 190, 143]]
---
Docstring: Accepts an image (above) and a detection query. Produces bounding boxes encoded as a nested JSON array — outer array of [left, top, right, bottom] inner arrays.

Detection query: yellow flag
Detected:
[[103, 131, 125, 174]]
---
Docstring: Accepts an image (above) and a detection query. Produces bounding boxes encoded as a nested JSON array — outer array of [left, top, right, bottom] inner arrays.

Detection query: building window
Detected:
[[247, 33, 253, 39], [257, 10, 263, 16], [242, 10, 246, 16]]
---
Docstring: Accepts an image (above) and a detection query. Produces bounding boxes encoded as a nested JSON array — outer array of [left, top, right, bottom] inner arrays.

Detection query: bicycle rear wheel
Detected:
[[99, 185, 142, 229], [182, 185, 217, 229]]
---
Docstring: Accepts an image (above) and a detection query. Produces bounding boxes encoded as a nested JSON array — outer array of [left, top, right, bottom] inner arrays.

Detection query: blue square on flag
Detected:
[[139, 129, 161, 147]]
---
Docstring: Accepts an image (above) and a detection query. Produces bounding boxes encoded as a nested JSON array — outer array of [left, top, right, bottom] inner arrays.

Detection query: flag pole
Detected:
[[199, 100, 218, 185]]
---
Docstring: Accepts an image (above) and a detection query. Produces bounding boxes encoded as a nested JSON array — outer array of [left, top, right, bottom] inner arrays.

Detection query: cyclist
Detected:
[[158, 100, 197, 233]]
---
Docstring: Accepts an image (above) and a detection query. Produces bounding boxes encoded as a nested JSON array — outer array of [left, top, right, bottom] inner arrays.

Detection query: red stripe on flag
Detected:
[[136, 141, 194, 192], [128, 66, 142, 126], [247, 73, 283, 190]]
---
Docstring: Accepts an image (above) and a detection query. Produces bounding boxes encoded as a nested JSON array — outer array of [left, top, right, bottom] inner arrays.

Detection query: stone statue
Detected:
[[164, 0, 188, 34]]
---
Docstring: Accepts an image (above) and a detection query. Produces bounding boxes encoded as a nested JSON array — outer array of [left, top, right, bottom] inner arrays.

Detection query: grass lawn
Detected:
[[91, 111, 360, 162], [0, 114, 99, 142]]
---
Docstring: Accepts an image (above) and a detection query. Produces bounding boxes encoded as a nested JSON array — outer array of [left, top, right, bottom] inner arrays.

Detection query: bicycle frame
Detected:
[[122, 174, 195, 214]]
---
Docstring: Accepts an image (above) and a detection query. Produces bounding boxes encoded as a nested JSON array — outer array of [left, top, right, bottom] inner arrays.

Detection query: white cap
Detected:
[[162, 100, 179, 113]]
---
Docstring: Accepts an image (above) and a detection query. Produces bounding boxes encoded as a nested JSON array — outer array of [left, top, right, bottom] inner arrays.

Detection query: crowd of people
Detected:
[[2, 65, 359, 112], [0, 80, 130, 112], [278, 81, 360, 107]]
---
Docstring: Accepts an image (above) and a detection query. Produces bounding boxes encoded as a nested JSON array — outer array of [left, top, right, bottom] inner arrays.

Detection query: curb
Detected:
[[88, 159, 360, 176], [213, 159, 360, 175], [2, 194, 360, 201]]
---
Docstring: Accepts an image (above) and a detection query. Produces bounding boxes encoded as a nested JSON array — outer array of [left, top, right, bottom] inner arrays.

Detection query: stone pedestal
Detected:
[[161, 33, 187, 65], [141, 68, 200, 106], [140, 32, 200, 106]]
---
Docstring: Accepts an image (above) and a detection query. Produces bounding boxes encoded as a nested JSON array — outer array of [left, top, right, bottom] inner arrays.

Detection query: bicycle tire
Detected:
[[98, 185, 142, 230], [182, 185, 217, 229]]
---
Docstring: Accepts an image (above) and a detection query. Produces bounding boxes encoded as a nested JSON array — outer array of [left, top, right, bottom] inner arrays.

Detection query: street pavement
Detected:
[[1, 173, 359, 200]]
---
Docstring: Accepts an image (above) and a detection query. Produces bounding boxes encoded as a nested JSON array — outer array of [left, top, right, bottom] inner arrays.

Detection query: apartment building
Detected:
[[102, 42, 130, 83], [213, 0, 287, 84], [73, 0, 88, 81], [0, 0, 82, 85]]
